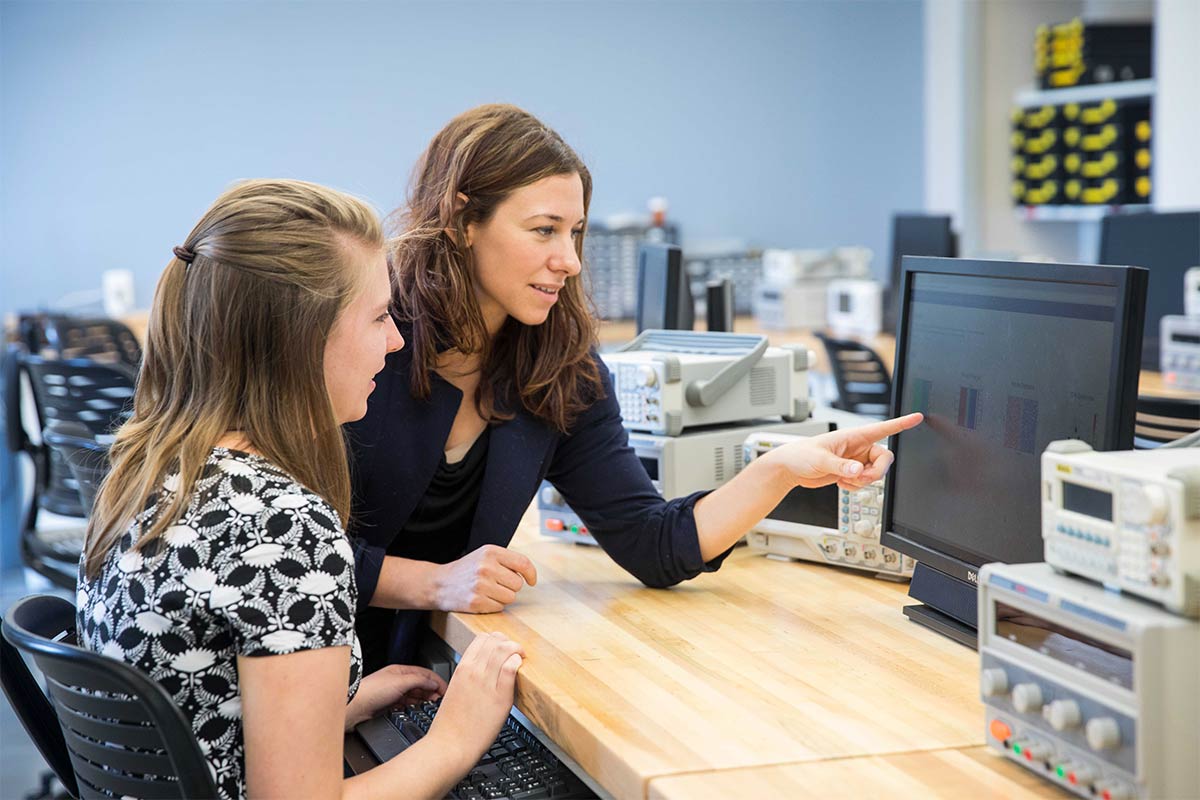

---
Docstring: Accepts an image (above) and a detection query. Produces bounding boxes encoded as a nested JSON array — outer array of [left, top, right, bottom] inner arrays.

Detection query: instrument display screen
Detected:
[[1062, 481, 1113, 522], [637, 456, 659, 481], [767, 482, 839, 529], [994, 600, 1133, 690]]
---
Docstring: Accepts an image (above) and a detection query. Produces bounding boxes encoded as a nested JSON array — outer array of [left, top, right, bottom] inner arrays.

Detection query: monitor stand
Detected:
[[902, 561, 979, 649], [902, 604, 977, 649]]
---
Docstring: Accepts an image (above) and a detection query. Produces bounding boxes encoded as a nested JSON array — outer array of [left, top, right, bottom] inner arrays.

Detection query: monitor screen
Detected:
[[886, 262, 1141, 570], [1099, 211, 1200, 371]]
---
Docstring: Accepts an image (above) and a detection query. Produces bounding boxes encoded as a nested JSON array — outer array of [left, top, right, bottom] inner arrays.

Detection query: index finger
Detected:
[[496, 548, 538, 587], [849, 412, 924, 443]]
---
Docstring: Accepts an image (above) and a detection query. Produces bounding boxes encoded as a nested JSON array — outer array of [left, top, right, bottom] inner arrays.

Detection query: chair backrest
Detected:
[[21, 356, 134, 518], [43, 421, 111, 513], [3, 595, 218, 800], [42, 316, 142, 369], [815, 332, 893, 417], [0, 610, 79, 799], [1134, 395, 1200, 449], [3, 343, 34, 457]]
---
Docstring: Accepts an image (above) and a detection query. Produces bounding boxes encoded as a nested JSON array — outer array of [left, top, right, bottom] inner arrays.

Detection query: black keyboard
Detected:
[[355, 699, 597, 800]]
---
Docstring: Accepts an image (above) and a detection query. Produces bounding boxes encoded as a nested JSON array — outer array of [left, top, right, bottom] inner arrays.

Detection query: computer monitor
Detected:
[[883, 214, 958, 332], [636, 243, 693, 333], [881, 256, 1147, 648], [1098, 210, 1200, 371]]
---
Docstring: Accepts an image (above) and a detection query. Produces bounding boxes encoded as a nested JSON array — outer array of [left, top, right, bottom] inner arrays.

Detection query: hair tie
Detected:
[[173, 245, 196, 264]]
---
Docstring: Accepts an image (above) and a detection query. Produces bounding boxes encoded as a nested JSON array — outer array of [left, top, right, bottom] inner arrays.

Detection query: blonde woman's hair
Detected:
[[83, 178, 383, 579]]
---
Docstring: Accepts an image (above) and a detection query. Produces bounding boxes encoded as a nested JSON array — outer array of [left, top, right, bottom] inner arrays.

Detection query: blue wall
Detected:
[[1, 0, 924, 546], [1, 0, 924, 311]]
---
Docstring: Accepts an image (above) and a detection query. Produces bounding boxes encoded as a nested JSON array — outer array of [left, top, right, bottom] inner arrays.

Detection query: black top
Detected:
[[359, 428, 490, 672], [347, 322, 734, 668]]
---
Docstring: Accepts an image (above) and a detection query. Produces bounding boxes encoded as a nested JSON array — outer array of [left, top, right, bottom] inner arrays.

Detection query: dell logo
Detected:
[[967, 570, 978, 584]]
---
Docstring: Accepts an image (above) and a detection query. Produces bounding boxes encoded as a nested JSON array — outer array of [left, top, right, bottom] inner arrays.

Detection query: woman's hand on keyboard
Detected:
[[429, 631, 525, 762], [344, 664, 449, 731]]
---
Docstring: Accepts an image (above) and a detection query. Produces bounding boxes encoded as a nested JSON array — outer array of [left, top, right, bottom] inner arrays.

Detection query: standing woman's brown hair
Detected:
[[83, 178, 383, 578], [391, 103, 603, 432]]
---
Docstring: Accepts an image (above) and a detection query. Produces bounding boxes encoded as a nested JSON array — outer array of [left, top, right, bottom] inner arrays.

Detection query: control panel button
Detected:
[[1095, 780, 1133, 800], [1025, 742, 1051, 761], [1011, 682, 1044, 714], [988, 718, 1012, 742], [1066, 766, 1095, 787], [981, 668, 1009, 696], [544, 518, 565, 532], [1044, 699, 1081, 730], [1086, 717, 1121, 751]]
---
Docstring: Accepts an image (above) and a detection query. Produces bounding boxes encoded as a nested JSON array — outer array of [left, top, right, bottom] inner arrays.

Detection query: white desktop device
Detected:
[[978, 561, 1200, 800], [755, 247, 873, 331], [760, 247, 872, 284], [1160, 315, 1200, 391], [601, 331, 811, 436], [752, 281, 830, 330], [741, 431, 914, 578], [1041, 440, 1200, 618], [826, 278, 883, 338], [538, 418, 833, 545], [1185, 266, 1199, 318]]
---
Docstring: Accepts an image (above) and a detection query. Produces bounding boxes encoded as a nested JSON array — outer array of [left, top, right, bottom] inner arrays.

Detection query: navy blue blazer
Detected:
[[346, 337, 732, 667]]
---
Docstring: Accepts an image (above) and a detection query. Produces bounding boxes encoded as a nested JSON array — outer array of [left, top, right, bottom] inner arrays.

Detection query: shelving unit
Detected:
[[1014, 204, 1149, 222], [1015, 79, 1154, 108]]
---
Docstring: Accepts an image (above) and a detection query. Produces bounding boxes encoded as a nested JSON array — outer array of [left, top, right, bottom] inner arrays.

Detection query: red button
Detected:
[[989, 719, 1012, 742], [545, 518, 564, 532]]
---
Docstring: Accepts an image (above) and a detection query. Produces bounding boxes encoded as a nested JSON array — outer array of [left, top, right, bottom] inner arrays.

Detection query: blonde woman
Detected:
[[78, 179, 523, 800]]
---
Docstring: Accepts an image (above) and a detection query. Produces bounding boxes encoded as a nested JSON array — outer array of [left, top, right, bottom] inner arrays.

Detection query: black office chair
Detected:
[[41, 315, 142, 369], [3, 595, 218, 800], [815, 332, 893, 418], [43, 421, 111, 513], [12, 356, 134, 588], [1133, 395, 1200, 449]]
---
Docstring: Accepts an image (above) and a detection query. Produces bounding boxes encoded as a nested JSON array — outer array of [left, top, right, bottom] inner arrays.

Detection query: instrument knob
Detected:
[[1122, 483, 1168, 526], [1086, 717, 1121, 750], [980, 668, 1009, 696], [853, 519, 876, 537], [853, 489, 875, 503], [1011, 682, 1044, 714], [1045, 699, 1081, 730], [636, 365, 657, 387], [539, 487, 563, 506]]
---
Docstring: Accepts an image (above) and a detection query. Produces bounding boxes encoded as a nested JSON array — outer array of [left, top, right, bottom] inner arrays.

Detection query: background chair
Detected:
[[814, 331, 893, 418], [42, 421, 111, 515], [1133, 395, 1200, 449], [40, 315, 142, 369], [8, 356, 133, 589], [3, 594, 218, 800]]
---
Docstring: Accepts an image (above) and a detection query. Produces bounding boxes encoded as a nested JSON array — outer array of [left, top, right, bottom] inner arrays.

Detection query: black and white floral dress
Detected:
[[78, 448, 362, 800]]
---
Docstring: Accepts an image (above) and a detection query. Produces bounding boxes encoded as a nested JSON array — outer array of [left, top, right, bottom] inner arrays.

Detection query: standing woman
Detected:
[[79, 179, 525, 800], [349, 105, 921, 671]]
